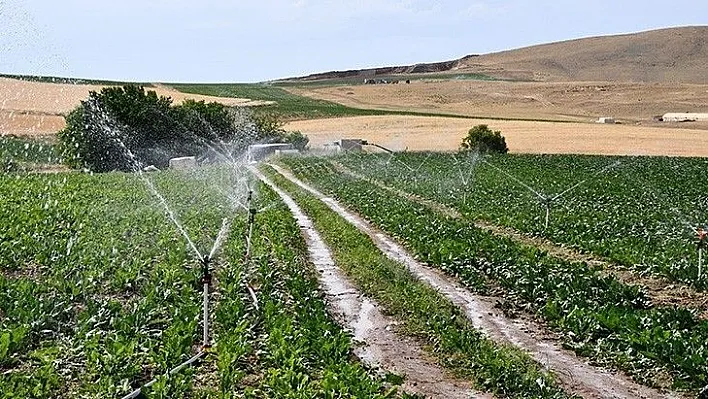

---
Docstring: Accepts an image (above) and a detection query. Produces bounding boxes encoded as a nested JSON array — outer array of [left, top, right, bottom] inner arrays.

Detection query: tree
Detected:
[[460, 124, 508, 154], [280, 130, 309, 150], [57, 85, 245, 172]]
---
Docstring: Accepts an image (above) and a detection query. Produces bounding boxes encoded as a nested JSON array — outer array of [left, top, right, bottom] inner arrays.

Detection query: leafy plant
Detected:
[[460, 124, 508, 154]]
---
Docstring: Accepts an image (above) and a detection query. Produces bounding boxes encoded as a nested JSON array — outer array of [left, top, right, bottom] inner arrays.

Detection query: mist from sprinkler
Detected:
[[483, 158, 623, 229], [634, 170, 708, 281]]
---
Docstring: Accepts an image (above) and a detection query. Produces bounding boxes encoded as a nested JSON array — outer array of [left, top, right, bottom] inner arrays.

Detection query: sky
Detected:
[[1, 0, 707, 83]]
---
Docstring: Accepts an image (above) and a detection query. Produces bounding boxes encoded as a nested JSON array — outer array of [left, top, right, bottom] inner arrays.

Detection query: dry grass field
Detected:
[[287, 115, 708, 157], [0, 78, 270, 136], [288, 80, 708, 125]]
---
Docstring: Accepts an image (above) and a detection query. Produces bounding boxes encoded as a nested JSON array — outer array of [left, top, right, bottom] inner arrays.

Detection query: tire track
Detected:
[[268, 162, 679, 399], [254, 168, 485, 399]]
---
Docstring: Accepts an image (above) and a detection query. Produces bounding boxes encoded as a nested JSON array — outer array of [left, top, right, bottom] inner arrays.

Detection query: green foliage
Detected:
[[460, 124, 508, 154], [0, 136, 58, 171], [263, 165, 570, 398], [280, 130, 309, 150], [57, 85, 244, 172], [0, 170, 400, 398], [250, 113, 309, 150], [283, 155, 708, 393], [252, 112, 285, 137]]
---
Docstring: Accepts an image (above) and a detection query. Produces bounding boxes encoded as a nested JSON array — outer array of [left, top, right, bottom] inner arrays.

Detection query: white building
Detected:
[[247, 143, 294, 162], [662, 113, 708, 122], [596, 117, 616, 124]]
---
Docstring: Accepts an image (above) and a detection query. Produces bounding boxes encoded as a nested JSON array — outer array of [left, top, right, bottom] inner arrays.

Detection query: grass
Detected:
[[168, 83, 572, 123], [261, 164, 572, 399]]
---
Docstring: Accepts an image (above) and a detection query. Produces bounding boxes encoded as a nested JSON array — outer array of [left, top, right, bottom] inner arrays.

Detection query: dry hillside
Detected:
[[281, 26, 708, 84], [461, 26, 708, 83]]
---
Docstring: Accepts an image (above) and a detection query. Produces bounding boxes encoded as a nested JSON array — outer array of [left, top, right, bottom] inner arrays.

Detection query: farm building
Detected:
[[662, 113, 708, 122], [247, 143, 294, 162]]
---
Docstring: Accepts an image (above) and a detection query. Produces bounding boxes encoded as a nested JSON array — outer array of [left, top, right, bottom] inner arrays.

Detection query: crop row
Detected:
[[261, 165, 570, 398], [0, 168, 401, 398], [0, 136, 58, 172], [281, 156, 708, 393], [333, 152, 708, 288]]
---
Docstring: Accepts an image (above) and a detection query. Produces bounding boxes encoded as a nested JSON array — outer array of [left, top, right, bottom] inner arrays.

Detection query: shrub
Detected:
[[460, 125, 508, 154], [280, 131, 309, 150], [57, 85, 246, 172]]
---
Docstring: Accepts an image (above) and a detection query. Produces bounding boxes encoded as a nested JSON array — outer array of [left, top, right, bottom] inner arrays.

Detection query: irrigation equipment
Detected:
[[361, 140, 394, 154], [697, 228, 707, 280], [483, 158, 622, 229]]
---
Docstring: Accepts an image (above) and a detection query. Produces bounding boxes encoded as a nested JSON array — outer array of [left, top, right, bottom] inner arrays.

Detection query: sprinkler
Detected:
[[483, 158, 622, 230], [361, 140, 395, 154], [697, 228, 707, 280], [540, 196, 553, 230], [200, 256, 212, 349]]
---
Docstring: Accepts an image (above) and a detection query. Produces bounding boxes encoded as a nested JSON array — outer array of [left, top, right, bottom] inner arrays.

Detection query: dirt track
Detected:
[[286, 115, 708, 157], [0, 78, 270, 136]]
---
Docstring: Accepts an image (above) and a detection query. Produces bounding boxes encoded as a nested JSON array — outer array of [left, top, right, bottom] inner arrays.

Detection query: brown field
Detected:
[[287, 115, 708, 157], [0, 78, 270, 137], [288, 80, 708, 126]]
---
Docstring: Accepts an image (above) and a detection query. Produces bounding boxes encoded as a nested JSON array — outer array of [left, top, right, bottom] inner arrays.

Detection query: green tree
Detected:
[[57, 85, 244, 172], [280, 130, 309, 150], [460, 124, 508, 154]]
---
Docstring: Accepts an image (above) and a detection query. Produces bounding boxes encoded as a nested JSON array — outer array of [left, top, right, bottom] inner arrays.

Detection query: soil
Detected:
[[270, 162, 683, 399], [287, 79, 708, 125], [286, 115, 708, 157], [0, 77, 271, 137], [256, 168, 484, 399]]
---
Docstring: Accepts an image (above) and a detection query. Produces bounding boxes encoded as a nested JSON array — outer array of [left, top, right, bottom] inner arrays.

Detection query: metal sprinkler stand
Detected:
[[697, 228, 707, 280], [200, 256, 212, 349], [541, 197, 552, 230]]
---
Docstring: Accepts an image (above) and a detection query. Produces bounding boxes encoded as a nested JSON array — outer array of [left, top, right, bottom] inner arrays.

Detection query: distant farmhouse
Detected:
[[661, 113, 708, 122]]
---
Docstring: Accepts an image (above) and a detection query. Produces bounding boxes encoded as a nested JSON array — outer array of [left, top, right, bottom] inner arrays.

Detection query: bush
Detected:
[[57, 85, 248, 172], [460, 124, 508, 154]]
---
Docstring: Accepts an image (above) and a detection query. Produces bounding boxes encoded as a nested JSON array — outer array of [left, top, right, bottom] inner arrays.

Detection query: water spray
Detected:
[[483, 158, 622, 229]]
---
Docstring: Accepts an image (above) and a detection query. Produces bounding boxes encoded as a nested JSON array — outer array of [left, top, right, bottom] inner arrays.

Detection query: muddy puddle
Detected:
[[255, 168, 484, 399], [268, 163, 680, 399]]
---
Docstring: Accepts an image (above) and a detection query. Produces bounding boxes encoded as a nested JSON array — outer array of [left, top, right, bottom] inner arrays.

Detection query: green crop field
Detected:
[[319, 153, 708, 288], [280, 154, 708, 393], [0, 168, 411, 398], [4, 147, 708, 397], [0, 136, 59, 171], [168, 83, 481, 121]]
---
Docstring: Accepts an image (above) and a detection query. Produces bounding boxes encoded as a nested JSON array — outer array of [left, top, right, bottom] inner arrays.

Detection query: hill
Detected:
[[279, 26, 708, 84]]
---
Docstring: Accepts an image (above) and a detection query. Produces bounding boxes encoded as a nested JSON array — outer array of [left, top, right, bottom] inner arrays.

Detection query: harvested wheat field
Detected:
[[0, 78, 270, 136], [288, 80, 708, 126], [287, 115, 708, 157]]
